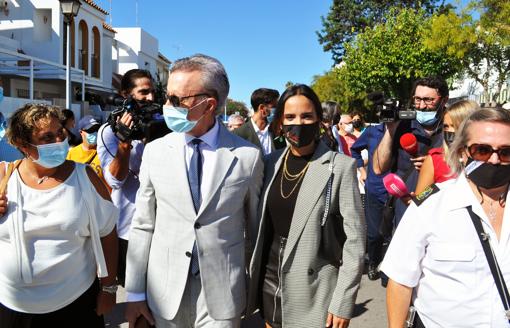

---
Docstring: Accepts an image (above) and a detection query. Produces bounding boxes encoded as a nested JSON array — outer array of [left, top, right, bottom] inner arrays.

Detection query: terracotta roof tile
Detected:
[[102, 22, 116, 33], [83, 0, 109, 15]]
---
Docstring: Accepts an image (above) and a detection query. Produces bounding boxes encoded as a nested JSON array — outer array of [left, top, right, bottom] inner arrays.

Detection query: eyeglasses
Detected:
[[166, 93, 209, 107], [466, 144, 510, 163], [412, 96, 438, 105]]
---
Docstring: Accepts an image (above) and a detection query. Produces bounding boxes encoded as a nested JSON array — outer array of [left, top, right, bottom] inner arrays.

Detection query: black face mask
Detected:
[[465, 157, 510, 189], [444, 131, 455, 146], [352, 120, 363, 130], [282, 122, 319, 148]]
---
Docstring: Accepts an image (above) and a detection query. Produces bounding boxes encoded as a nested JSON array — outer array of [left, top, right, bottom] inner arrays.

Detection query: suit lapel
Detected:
[[166, 134, 197, 221], [247, 122, 263, 149], [282, 142, 332, 267], [196, 125, 235, 219]]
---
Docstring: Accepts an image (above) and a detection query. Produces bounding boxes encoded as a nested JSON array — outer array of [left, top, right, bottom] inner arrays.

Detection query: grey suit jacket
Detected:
[[248, 141, 366, 327], [125, 122, 264, 320]]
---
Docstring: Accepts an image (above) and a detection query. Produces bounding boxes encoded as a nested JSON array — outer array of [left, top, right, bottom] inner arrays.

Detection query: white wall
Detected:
[[0, 96, 51, 118], [114, 27, 161, 78]]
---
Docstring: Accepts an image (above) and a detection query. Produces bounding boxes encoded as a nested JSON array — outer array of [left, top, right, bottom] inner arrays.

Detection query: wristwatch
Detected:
[[101, 284, 118, 294]]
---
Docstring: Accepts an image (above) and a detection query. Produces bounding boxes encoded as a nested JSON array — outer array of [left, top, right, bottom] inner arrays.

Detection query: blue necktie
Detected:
[[188, 139, 202, 275]]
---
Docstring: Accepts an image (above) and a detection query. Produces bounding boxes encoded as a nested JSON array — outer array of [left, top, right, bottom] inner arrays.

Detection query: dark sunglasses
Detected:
[[466, 144, 510, 163], [166, 93, 209, 107]]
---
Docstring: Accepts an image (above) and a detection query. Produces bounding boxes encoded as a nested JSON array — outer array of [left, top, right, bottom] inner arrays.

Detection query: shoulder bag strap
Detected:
[[0, 160, 22, 195], [321, 152, 337, 226], [466, 205, 510, 322]]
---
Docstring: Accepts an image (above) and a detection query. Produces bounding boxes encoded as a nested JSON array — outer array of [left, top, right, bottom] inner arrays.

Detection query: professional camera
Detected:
[[106, 95, 170, 142], [367, 92, 416, 123]]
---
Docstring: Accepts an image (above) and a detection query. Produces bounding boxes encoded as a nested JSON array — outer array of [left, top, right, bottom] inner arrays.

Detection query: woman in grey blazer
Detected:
[[248, 84, 366, 328]]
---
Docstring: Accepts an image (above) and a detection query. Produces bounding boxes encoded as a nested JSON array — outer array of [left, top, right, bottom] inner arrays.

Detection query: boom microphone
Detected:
[[400, 133, 418, 157], [383, 173, 409, 198]]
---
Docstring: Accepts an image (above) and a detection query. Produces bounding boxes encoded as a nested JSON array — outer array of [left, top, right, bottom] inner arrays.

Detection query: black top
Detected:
[[267, 151, 313, 238]]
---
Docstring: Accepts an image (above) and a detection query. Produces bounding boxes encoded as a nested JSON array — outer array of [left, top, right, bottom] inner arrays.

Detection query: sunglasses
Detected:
[[166, 93, 209, 107], [466, 144, 510, 163]]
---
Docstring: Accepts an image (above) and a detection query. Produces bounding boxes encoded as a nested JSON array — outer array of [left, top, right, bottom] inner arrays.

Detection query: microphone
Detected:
[[400, 133, 418, 157], [383, 173, 409, 198]]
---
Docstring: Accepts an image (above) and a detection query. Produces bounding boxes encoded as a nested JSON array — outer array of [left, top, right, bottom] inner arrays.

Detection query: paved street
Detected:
[[105, 273, 387, 328]]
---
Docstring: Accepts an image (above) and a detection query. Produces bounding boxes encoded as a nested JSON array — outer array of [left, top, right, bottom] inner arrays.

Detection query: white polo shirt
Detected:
[[381, 174, 510, 327]]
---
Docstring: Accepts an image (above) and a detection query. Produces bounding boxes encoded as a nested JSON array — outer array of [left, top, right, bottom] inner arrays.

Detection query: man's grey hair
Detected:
[[170, 54, 230, 114], [228, 113, 244, 125]]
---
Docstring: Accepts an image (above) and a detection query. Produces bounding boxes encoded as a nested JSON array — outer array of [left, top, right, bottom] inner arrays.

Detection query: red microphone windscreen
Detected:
[[400, 133, 418, 157]]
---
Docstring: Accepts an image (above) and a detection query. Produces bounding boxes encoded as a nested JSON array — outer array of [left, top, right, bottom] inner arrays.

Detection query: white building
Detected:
[[0, 0, 171, 119], [112, 27, 171, 90]]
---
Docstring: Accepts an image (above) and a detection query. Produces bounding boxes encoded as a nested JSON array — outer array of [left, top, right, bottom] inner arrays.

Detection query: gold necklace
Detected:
[[280, 151, 310, 199], [282, 150, 311, 180]]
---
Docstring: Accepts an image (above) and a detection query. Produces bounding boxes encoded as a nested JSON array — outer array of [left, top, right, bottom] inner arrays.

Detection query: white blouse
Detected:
[[0, 163, 118, 313], [381, 175, 510, 327]]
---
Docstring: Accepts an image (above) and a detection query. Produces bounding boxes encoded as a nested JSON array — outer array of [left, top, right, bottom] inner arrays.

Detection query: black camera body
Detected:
[[107, 95, 170, 142], [368, 92, 416, 123]]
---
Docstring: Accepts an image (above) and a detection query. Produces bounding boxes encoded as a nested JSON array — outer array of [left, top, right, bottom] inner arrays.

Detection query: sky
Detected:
[[95, 0, 334, 109]]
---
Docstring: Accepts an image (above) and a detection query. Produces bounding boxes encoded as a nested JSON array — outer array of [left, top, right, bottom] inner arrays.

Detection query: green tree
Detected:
[[317, 0, 448, 63], [341, 8, 461, 102], [226, 98, 249, 118], [311, 68, 369, 114], [425, 1, 510, 103]]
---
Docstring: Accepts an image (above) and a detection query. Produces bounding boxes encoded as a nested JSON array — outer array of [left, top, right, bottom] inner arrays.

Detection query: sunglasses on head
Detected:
[[466, 144, 510, 163]]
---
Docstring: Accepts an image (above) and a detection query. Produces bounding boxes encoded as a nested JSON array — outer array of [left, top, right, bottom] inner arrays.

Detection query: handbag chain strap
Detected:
[[321, 152, 336, 227], [466, 205, 510, 321]]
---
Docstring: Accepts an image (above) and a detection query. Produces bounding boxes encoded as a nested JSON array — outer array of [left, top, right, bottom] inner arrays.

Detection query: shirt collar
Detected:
[[441, 174, 479, 211], [251, 118, 268, 134], [184, 119, 219, 149]]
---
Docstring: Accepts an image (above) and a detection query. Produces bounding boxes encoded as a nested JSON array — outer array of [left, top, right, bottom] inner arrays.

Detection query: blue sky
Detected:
[[96, 0, 469, 108], [96, 0, 333, 108]]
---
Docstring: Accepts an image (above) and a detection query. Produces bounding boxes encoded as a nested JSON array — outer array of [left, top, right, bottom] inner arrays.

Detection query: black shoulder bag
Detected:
[[320, 152, 347, 265], [466, 205, 510, 323]]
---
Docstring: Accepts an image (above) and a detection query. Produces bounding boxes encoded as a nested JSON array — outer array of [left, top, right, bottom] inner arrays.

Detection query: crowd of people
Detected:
[[0, 53, 509, 328]]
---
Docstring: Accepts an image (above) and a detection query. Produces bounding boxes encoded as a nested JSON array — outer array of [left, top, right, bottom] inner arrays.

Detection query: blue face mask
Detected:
[[85, 132, 97, 145], [30, 138, 69, 168], [162, 100, 206, 133], [267, 107, 277, 124], [415, 110, 437, 126]]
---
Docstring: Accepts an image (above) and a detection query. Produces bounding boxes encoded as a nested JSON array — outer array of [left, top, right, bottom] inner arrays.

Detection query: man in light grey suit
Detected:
[[124, 54, 264, 328]]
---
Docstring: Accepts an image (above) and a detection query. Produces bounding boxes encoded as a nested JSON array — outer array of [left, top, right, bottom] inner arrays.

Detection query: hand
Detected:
[[359, 169, 367, 184], [119, 111, 134, 129], [126, 301, 155, 328], [410, 156, 426, 171], [400, 192, 416, 206], [385, 121, 399, 135], [326, 313, 350, 328], [96, 290, 116, 315], [0, 193, 7, 216]]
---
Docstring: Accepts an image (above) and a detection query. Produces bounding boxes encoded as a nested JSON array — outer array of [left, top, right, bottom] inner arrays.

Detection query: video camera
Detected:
[[106, 95, 170, 143], [367, 92, 416, 123]]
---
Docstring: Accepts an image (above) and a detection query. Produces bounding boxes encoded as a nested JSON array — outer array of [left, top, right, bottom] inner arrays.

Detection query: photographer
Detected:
[[372, 76, 448, 226], [97, 69, 155, 287]]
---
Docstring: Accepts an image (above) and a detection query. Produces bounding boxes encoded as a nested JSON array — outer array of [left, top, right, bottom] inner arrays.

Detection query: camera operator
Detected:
[[372, 76, 449, 227], [97, 69, 155, 287]]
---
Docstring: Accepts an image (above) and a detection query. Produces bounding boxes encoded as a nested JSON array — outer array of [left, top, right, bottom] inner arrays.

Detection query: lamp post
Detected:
[[60, 0, 81, 109]]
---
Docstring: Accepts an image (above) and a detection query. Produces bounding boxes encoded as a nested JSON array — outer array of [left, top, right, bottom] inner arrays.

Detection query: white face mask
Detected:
[[343, 123, 354, 134]]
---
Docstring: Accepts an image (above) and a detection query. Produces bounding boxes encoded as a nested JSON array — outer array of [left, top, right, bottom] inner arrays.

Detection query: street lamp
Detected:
[[60, 0, 81, 109]]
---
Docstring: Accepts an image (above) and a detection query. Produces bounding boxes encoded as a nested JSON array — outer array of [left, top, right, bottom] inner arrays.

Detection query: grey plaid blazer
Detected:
[[248, 141, 366, 327]]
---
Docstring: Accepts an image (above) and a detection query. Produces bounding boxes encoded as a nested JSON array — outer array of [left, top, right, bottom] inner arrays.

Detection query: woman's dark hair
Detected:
[[274, 84, 323, 125], [275, 84, 337, 150]]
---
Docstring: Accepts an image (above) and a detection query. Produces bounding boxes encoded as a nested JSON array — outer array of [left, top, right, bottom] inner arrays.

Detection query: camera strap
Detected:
[[466, 205, 510, 322]]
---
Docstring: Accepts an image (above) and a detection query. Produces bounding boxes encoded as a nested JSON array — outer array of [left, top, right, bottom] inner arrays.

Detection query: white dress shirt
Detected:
[[250, 119, 272, 155], [127, 121, 220, 302], [381, 174, 510, 327]]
